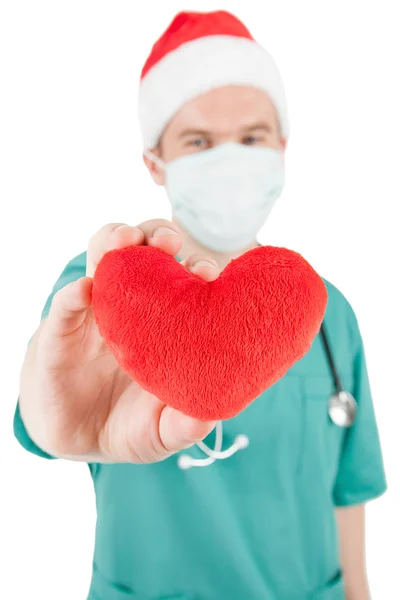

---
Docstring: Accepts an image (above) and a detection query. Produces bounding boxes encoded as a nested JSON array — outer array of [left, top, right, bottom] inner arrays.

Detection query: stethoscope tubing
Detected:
[[319, 321, 344, 394]]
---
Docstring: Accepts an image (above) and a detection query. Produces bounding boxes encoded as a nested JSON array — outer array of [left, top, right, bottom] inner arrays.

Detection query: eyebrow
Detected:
[[178, 122, 273, 139], [178, 129, 210, 139], [240, 122, 273, 133]]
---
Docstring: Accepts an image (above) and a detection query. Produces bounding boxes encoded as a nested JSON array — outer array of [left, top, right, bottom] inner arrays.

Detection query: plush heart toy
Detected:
[[91, 245, 328, 421]]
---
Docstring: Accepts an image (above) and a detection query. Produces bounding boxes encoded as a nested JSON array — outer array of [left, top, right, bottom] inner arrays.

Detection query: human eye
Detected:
[[187, 137, 207, 148], [242, 135, 263, 146]]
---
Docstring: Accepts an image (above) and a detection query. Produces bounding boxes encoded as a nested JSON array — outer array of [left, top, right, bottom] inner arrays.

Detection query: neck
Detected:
[[172, 216, 261, 271]]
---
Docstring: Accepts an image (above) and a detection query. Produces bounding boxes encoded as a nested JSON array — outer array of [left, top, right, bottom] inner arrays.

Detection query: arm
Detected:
[[14, 221, 218, 464], [336, 504, 371, 600], [333, 299, 387, 599], [14, 252, 88, 460]]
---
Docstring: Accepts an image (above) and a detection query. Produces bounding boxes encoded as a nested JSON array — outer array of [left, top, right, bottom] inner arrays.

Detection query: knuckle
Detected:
[[138, 218, 176, 235], [88, 223, 122, 249], [88, 224, 106, 245], [145, 433, 165, 462], [49, 280, 77, 317], [50, 287, 66, 312], [150, 218, 174, 229], [104, 222, 126, 233], [87, 233, 99, 253]]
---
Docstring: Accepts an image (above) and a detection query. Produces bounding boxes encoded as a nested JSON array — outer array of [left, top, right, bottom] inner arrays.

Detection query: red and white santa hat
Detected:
[[138, 10, 290, 149]]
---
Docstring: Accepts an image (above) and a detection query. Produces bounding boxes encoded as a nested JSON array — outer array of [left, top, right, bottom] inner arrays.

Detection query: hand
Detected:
[[21, 220, 220, 463]]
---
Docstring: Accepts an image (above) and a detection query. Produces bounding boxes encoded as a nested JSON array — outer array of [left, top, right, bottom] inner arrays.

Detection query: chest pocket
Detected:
[[296, 371, 354, 480]]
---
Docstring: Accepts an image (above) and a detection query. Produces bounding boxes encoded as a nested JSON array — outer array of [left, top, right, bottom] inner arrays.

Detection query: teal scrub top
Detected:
[[14, 251, 387, 600]]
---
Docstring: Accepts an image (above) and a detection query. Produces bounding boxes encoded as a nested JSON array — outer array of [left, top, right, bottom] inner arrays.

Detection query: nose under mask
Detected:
[[145, 141, 285, 253]]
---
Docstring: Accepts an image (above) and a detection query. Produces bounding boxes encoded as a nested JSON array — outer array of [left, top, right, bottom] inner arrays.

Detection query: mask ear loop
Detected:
[[177, 421, 249, 470], [143, 148, 165, 170]]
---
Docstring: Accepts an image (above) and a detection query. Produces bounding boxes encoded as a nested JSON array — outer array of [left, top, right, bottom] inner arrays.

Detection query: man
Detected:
[[14, 10, 387, 600]]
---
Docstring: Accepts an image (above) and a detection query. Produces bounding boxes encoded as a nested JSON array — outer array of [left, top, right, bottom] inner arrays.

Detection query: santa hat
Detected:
[[138, 10, 290, 149]]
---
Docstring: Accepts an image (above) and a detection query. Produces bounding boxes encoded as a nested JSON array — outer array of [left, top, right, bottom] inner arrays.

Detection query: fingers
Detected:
[[100, 386, 216, 463], [46, 276, 93, 338], [180, 253, 220, 282], [86, 223, 144, 278], [86, 220, 221, 283], [86, 219, 182, 278], [159, 405, 216, 455], [136, 218, 182, 257]]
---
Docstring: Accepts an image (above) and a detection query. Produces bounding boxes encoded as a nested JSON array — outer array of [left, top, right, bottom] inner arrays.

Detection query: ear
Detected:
[[143, 147, 166, 186]]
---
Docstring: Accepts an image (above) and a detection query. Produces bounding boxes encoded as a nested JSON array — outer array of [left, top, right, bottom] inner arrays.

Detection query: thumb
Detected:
[[159, 405, 216, 454]]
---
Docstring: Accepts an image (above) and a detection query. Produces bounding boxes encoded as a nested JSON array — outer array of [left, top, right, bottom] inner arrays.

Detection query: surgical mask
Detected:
[[144, 141, 285, 252]]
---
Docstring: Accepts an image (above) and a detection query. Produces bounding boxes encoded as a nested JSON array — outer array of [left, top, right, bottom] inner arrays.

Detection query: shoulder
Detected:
[[322, 277, 353, 314], [62, 250, 87, 273], [287, 276, 361, 377], [51, 250, 87, 289], [321, 276, 361, 351], [322, 277, 358, 322]]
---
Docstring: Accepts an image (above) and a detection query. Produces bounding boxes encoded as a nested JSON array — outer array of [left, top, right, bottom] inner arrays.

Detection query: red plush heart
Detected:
[[92, 245, 328, 420]]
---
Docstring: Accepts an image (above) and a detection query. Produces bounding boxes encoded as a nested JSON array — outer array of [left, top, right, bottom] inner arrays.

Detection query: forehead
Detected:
[[165, 85, 278, 135]]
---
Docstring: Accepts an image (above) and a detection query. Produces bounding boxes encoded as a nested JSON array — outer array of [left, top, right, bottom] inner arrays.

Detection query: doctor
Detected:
[[15, 10, 387, 600]]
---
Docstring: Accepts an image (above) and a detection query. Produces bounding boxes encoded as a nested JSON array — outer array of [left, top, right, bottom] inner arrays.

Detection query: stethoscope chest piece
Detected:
[[328, 391, 357, 427]]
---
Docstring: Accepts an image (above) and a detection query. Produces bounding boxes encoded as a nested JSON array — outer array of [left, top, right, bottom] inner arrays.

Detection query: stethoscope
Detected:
[[319, 321, 357, 428], [178, 320, 357, 470]]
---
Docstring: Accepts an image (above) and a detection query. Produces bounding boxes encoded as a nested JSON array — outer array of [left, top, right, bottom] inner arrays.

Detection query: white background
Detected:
[[0, 1, 399, 598]]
